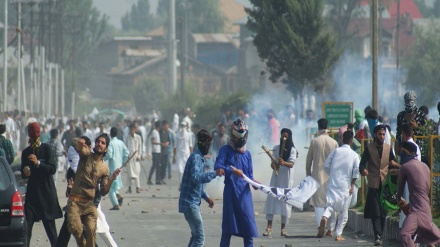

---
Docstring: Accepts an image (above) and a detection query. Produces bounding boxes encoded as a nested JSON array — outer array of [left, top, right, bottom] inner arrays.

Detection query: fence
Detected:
[[358, 135, 440, 214], [413, 135, 440, 215]]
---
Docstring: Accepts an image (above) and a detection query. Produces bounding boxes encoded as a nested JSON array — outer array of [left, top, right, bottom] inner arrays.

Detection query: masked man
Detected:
[[21, 122, 63, 247], [396, 91, 426, 153], [214, 119, 259, 247], [178, 130, 224, 246], [67, 133, 121, 247]]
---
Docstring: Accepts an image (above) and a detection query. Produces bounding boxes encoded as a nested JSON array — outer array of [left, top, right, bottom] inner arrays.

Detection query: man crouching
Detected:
[[67, 133, 121, 247]]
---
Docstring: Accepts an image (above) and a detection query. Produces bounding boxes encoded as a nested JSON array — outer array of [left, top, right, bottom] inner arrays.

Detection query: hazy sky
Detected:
[[93, 0, 159, 29], [93, 0, 250, 30]]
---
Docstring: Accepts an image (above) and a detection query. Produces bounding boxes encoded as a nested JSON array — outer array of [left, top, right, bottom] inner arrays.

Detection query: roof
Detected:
[[122, 48, 164, 57], [110, 55, 228, 77], [360, 0, 423, 19], [146, 26, 166, 37], [192, 33, 240, 48], [220, 0, 248, 33], [348, 18, 416, 54], [114, 36, 151, 41]]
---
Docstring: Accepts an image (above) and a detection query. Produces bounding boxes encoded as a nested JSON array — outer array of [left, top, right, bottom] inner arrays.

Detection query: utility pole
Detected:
[[3, 0, 7, 111], [17, 1, 21, 111], [168, 0, 177, 95], [372, 0, 378, 111], [179, 17, 185, 107], [396, 0, 400, 114]]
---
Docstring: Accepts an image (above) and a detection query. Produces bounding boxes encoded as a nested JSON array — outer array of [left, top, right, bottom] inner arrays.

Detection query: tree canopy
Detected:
[[404, 20, 440, 106], [121, 0, 157, 32], [157, 0, 225, 33], [246, 0, 340, 93]]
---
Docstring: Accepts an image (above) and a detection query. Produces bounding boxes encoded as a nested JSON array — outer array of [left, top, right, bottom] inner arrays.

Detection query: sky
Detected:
[[93, 0, 250, 30], [93, 0, 159, 29]]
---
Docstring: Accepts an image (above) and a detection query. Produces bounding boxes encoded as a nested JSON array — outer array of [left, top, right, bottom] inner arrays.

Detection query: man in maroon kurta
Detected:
[[397, 141, 440, 247]]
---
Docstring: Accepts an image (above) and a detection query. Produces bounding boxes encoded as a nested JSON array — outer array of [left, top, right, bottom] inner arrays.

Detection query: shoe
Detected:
[[117, 195, 123, 206], [147, 180, 153, 185], [262, 228, 272, 237], [156, 181, 163, 185], [335, 236, 345, 241], [126, 187, 132, 193], [317, 217, 327, 238], [110, 205, 120, 210], [281, 228, 289, 237], [136, 187, 141, 193], [161, 179, 167, 185], [325, 230, 332, 237], [374, 236, 382, 246]]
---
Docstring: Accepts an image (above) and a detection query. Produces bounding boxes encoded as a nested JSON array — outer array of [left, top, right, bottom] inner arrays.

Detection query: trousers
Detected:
[[220, 233, 253, 247], [27, 219, 58, 247], [148, 153, 161, 182], [67, 200, 98, 247]]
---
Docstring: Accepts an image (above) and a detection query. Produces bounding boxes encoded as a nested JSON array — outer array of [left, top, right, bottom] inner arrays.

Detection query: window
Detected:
[[0, 163, 11, 191]]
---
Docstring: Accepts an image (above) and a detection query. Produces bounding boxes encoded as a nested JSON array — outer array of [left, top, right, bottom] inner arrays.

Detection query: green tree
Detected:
[[404, 20, 440, 106], [325, 0, 363, 49], [246, 0, 340, 93], [121, 0, 156, 32], [158, 0, 225, 33], [133, 77, 165, 115]]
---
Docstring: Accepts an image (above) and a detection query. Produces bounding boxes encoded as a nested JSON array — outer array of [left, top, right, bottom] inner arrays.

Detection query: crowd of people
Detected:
[[1, 91, 440, 247]]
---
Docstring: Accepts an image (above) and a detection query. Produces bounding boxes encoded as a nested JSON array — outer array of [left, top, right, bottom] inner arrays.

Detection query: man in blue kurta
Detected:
[[214, 119, 258, 247], [104, 127, 129, 210]]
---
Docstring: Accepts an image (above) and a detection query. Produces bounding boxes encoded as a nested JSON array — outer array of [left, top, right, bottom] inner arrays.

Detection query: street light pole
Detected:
[[3, 0, 7, 111], [372, 0, 378, 111]]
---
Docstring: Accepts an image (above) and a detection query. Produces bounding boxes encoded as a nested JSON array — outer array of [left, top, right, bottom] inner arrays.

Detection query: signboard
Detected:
[[322, 102, 353, 129]]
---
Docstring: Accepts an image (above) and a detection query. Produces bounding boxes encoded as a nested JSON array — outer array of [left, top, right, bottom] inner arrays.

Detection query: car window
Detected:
[[0, 164, 11, 191]]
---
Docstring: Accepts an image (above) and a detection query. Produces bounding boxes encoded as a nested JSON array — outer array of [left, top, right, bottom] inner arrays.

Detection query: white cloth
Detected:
[[324, 145, 359, 211], [172, 113, 179, 132], [183, 116, 192, 129], [263, 145, 297, 219], [242, 174, 320, 210], [138, 126, 147, 156], [67, 146, 80, 172], [174, 129, 192, 174], [83, 129, 95, 146], [150, 129, 161, 153], [96, 204, 118, 247], [359, 119, 368, 129], [323, 196, 351, 236], [125, 134, 142, 179]]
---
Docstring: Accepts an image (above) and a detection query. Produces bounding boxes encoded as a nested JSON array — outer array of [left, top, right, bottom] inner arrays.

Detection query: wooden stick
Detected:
[[120, 150, 138, 169], [262, 145, 279, 175]]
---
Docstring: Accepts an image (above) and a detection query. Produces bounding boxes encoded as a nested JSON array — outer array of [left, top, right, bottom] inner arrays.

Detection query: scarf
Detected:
[[228, 139, 246, 154], [30, 137, 40, 154]]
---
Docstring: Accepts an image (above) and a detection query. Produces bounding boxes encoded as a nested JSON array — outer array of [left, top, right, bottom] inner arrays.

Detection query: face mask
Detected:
[[234, 138, 247, 148], [198, 142, 211, 156], [400, 152, 416, 164]]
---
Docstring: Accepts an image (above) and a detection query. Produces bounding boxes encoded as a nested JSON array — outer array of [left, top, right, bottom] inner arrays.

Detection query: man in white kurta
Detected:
[[306, 118, 339, 227], [317, 131, 359, 241], [173, 122, 193, 189], [124, 124, 142, 193]]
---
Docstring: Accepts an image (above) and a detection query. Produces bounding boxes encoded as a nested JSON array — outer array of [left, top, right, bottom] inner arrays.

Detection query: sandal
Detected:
[[263, 228, 272, 237], [281, 228, 289, 237]]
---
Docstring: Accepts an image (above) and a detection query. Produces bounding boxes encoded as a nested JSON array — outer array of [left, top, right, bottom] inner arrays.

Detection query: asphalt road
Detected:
[[28, 162, 401, 247]]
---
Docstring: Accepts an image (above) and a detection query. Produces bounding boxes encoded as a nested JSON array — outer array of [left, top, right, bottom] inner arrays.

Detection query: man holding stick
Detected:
[[67, 133, 122, 247]]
